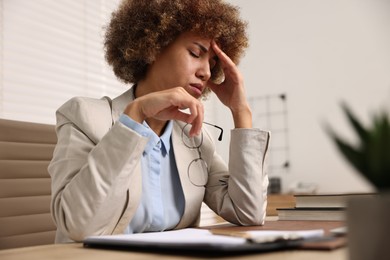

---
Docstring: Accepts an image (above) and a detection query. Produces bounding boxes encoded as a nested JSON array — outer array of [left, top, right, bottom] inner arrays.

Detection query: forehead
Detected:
[[158, 31, 217, 61], [175, 32, 212, 49]]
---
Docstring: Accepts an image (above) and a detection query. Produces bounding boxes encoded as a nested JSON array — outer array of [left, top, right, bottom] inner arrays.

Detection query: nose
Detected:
[[195, 61, 211, 81]]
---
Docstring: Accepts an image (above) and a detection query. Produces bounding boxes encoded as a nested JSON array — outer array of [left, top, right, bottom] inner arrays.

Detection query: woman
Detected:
[[49, 0, 270, 243]]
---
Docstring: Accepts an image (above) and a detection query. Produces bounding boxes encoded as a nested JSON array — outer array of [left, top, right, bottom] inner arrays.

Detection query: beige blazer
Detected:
[[48, 88, 270, 243]]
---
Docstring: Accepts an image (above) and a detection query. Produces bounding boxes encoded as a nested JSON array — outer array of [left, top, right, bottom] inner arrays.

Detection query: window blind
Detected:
[[0, 0, 124, 124]]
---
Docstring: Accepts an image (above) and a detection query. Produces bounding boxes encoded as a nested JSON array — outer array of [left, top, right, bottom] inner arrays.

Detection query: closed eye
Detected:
[[189, 50, 200, 58]]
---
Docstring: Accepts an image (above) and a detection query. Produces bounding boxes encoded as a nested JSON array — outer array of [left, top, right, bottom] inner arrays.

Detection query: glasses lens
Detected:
[[182, 124, 203, 148], [188, 158, 208, 187]]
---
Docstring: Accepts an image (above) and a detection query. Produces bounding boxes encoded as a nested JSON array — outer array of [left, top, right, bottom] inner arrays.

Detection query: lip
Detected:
[[189, 83, 204, 97]]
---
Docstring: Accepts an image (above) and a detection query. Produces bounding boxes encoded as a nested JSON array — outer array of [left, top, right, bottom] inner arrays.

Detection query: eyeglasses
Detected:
[[181, 122, 223, 187]]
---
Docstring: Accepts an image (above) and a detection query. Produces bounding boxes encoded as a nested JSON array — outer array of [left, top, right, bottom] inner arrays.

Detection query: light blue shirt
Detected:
[[119, 114, 185, 234]]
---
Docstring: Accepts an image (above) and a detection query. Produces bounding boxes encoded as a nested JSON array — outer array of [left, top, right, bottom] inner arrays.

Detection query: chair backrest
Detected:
[[0, 119, 57, 249]]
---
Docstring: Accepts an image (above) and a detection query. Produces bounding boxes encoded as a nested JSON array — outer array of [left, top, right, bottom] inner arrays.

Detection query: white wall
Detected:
[[210, 0, 390, 193]]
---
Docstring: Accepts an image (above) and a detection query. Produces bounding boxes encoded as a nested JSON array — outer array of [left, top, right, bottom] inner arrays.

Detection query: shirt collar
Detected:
[[143, 120, 173, 155]]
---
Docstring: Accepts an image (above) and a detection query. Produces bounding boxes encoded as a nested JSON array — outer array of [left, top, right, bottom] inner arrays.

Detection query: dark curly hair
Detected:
[[104, 0, 248, 86]]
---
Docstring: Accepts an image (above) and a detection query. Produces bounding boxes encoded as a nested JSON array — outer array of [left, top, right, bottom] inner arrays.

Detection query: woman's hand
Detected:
[[124, 87, 204, 136], [208, 41, 252, 128]]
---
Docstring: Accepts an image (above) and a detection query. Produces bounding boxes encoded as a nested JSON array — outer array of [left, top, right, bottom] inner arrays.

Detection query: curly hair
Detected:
[[104, 0, 248, 86]]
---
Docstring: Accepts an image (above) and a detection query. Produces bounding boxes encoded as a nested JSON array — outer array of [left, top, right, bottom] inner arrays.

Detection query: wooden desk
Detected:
[[0, 221, 348, 260], [0, 242, 347, 260]]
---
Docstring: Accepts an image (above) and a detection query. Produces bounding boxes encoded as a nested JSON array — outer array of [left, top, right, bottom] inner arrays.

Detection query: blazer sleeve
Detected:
[[203, 128, 270, 226], [48, 97, 148, 241]]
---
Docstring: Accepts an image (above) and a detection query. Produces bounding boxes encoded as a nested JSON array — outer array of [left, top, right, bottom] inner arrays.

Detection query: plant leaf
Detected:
[[324, 103, 390, 190], [328, 130, 367, 176], [340, 102, 369, 144], [366, 112, 390, 190]]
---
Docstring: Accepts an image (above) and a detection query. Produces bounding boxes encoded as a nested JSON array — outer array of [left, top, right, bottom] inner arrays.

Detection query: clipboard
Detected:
[[83, 228, 324, 256]]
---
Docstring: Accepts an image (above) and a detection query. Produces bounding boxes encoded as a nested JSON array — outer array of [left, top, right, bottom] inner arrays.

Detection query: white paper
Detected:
[[85, 228, 324, 246], [247, 229, 324, 239]]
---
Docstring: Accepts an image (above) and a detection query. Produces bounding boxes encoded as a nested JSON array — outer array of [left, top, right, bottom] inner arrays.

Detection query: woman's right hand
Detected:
[[123, 87, 204, 137]]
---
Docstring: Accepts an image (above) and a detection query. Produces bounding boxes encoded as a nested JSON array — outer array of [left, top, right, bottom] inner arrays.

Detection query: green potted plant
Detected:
[[325, 102, 390, 260], [326, 102, 390, 191]]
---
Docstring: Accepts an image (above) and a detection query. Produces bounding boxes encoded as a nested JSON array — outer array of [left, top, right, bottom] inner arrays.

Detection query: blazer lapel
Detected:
[[111, 87, 135, 123]]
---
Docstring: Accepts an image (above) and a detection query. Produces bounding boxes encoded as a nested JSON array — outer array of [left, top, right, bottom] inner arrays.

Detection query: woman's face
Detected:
[[144, 32, 217, 99]]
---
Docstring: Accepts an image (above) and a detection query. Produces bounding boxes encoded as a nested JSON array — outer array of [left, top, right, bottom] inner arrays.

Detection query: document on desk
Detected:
[[84, 228, 324, 255]]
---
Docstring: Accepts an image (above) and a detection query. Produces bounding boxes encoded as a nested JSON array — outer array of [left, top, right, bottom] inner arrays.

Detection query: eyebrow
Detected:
[[193, 42, 208, 53]]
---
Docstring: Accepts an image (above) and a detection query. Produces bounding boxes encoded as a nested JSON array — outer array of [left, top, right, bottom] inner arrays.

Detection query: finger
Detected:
[[211, 41, 242, 87], [164, 87, 204, 136], [193, 102, 204, 136], [212, 40, 236, 69], [170, 109, 194, 122], [187, 102, 204, 137]]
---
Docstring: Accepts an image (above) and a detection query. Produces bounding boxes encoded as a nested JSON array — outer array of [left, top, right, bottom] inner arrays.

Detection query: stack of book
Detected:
[[276, 193, 377, 221]]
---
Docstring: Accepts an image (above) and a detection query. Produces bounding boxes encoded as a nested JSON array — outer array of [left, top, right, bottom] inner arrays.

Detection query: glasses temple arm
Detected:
[[203, 122, 223, 141]]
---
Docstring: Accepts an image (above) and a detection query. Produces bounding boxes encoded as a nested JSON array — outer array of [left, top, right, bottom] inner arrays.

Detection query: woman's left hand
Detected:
[[207, 41, 252, 128]]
